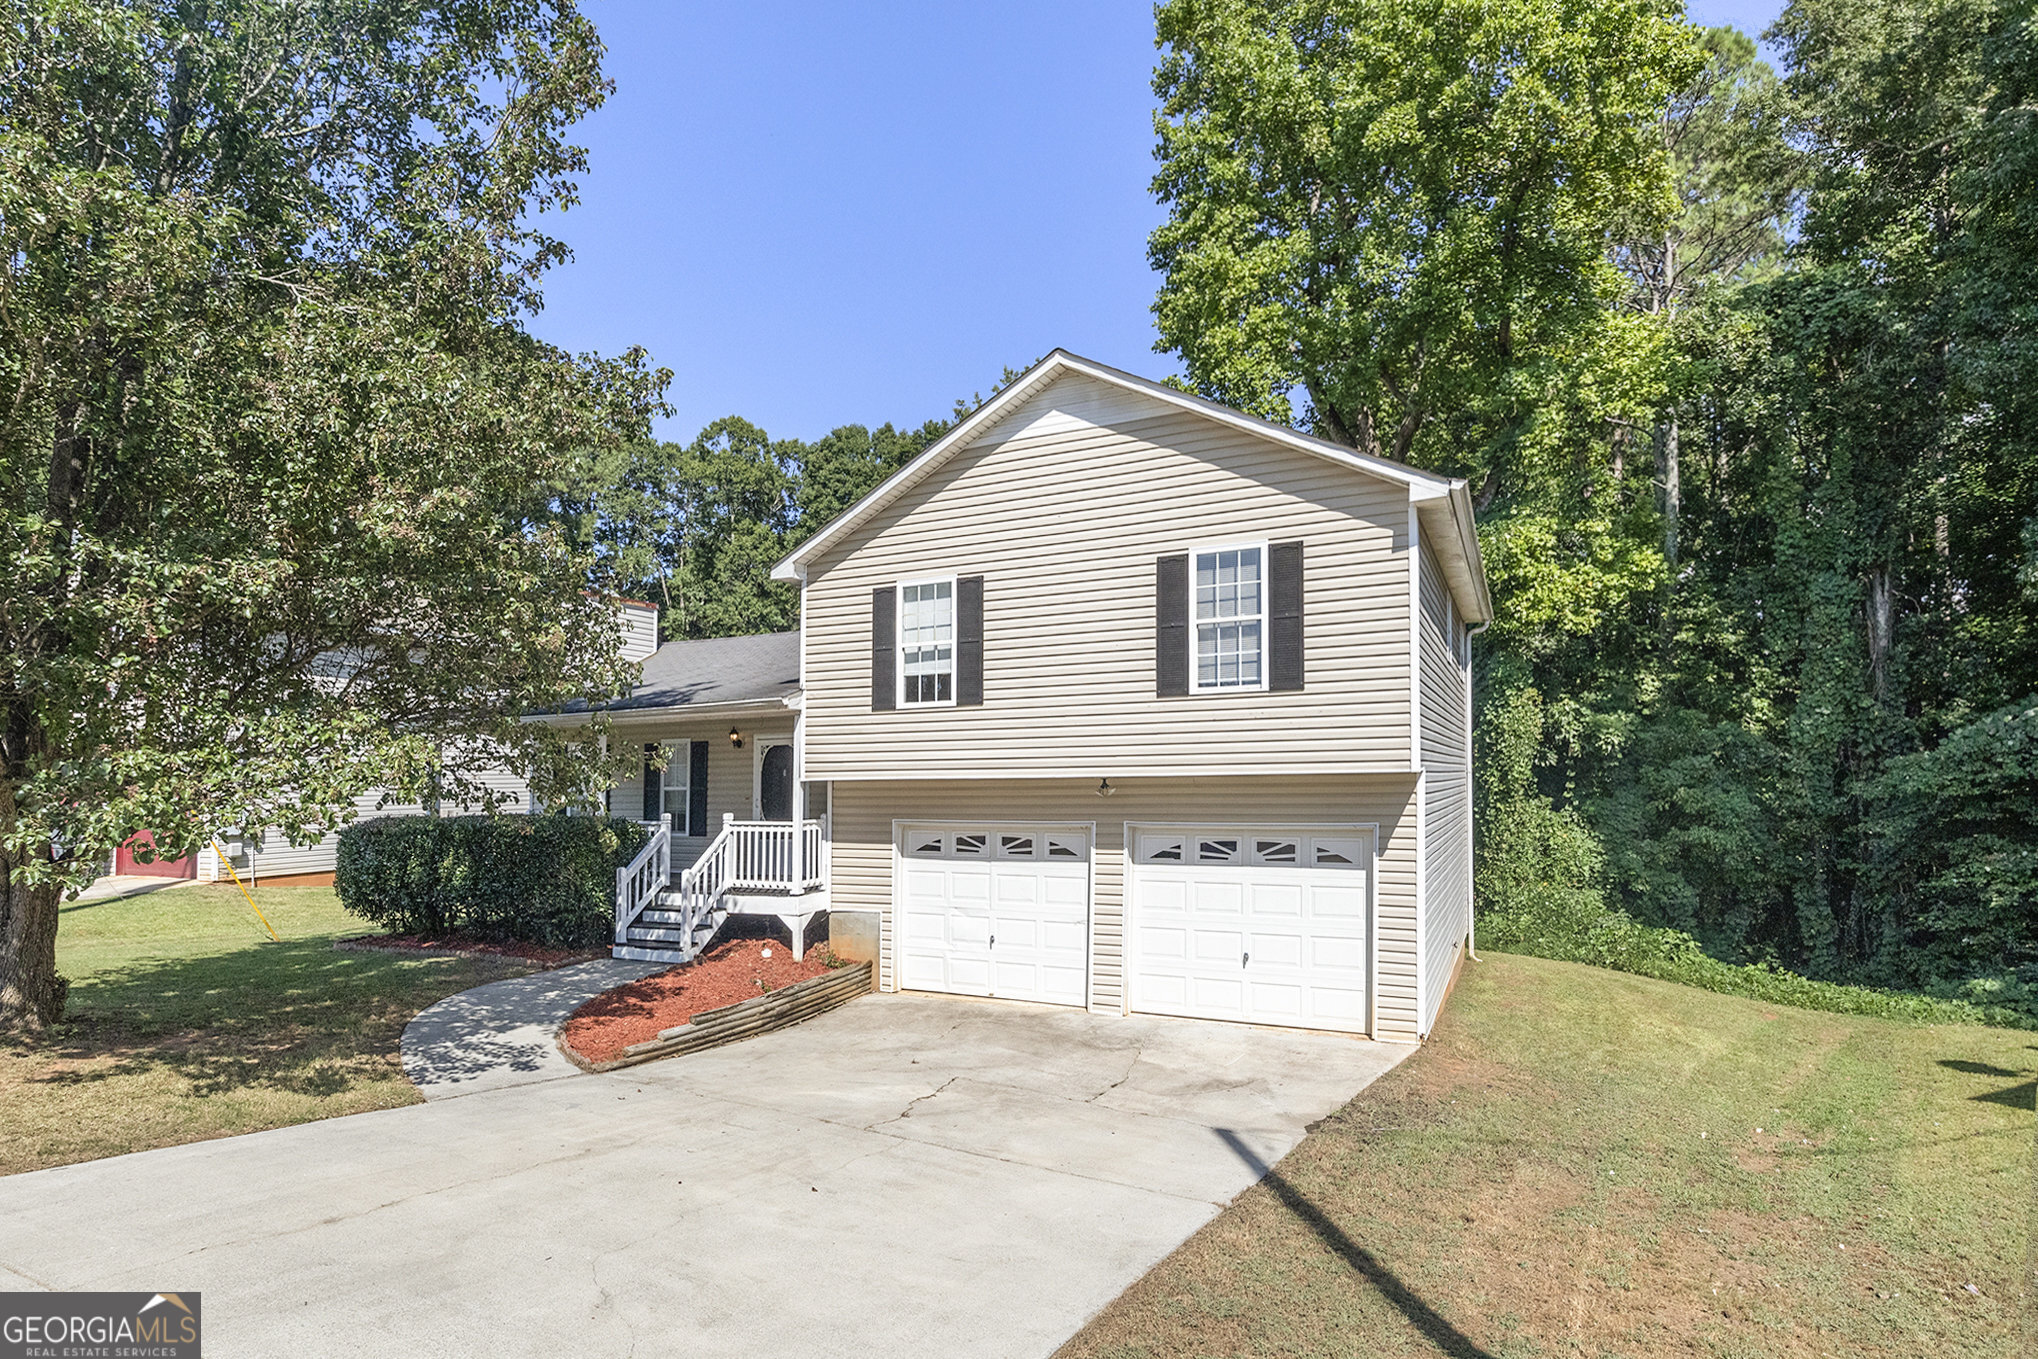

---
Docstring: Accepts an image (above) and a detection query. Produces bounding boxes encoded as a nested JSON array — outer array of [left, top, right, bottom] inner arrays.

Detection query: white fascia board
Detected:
[[771, 347, 1462, 581], [1413, 484, 1494, 626]]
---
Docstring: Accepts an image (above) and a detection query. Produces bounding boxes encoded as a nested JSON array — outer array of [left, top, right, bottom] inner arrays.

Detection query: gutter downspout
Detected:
[[1465, 618, 1491, 964]]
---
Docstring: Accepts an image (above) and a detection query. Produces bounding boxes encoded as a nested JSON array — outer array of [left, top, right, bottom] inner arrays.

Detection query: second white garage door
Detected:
[[897, 825, 1090, 1006], [1129, 826, 1373, 1034]]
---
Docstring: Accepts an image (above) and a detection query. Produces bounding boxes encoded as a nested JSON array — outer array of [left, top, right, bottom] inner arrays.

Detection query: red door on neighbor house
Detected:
[[114, 830, 194, 878]]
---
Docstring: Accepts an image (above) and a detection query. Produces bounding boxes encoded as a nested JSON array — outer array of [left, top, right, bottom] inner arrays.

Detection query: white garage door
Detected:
[[897, 825, 1090, 1007], [1130, 827, 1372, 1034]]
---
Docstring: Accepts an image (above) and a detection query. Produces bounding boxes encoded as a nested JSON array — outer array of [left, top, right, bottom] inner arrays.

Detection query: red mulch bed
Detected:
[[334, 933, 600, 968], [561, 938, 835, 1066]]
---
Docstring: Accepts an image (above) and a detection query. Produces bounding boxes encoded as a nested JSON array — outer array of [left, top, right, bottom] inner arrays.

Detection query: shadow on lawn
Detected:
[[1216, 1128, 1499, 1359], [16, 936, 512, 1100], [1936, 1057, 2036, 1111]]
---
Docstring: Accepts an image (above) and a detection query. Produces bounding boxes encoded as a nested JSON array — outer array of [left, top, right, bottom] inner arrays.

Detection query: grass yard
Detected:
[[1060, 952, 2031, 1359], [0, 883, 532, 1176]]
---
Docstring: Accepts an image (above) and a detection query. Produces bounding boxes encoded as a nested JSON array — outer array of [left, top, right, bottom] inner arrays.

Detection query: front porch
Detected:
[[614, 813, 828, 965]]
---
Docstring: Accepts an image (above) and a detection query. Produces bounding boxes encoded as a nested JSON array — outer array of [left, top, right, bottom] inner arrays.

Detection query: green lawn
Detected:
[[0, 883, 531, 1176], [1060, 952, 2031, 1359]]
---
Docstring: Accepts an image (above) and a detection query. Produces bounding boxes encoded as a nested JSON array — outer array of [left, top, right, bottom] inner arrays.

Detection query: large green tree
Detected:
[[1150, 0, 1702, 483], [0, 1, 663, 1027]]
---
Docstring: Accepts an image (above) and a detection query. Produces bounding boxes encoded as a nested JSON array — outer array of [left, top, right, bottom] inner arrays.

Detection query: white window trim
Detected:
[[897, 574, 959, 709], [1186, 539, 1270, 694], [655, 739, 692, 833]]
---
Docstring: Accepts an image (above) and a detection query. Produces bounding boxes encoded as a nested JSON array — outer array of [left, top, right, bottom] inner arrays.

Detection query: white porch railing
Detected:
[[614, 820, 671, 944], [720, 817, 827, 892]]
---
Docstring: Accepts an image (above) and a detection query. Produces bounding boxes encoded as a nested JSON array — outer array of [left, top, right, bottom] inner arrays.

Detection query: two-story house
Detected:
[[595, 350, 1489, 1043]]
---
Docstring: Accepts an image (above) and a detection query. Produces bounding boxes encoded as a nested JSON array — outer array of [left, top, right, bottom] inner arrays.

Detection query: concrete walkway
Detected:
[[0, 994, 1413, 1358], [400, 958, 667, 1099], [71, 874, 203, 904]]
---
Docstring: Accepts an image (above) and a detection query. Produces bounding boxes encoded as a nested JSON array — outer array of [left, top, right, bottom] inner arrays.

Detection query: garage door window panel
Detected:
[[1252, 838, 1300, 864]]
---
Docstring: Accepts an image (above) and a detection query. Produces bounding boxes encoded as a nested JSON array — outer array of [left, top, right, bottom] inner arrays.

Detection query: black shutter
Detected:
[[1156, 554, 1190, 697], [640, 743, 660, 822], [688, 740, 710, 837], [956, 575, 984, 706], [871, 586, 896, 711], [1269, 539, 1305, 692]]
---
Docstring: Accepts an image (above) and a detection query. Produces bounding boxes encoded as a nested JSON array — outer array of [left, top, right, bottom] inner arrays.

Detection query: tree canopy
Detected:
[[0, 0, 664, 1027]]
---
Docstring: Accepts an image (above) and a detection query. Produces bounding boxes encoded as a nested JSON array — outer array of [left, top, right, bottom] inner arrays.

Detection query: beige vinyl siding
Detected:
[[800, 374, 1413, 779], [605, 720, 787, 871], [827, 773, 1422, 1040], [200, 767, 533, 881], [618, 601, 660, 663], [1417, 543, 1473, 1031]]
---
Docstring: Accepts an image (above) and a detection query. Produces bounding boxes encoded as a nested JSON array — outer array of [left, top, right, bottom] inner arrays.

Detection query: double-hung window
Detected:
[[1193, 545, 1264, 690], [656, 740, 691, 830], [899, 578, 955, 705]]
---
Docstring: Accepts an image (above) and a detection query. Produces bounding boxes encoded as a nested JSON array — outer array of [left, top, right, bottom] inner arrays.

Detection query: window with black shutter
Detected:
[[1159, 541, 1305, 694], [642, 740, 707, 833]]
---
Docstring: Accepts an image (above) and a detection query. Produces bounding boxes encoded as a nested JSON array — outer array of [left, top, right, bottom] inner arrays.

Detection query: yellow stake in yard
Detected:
[[212, 838, 281, 942]]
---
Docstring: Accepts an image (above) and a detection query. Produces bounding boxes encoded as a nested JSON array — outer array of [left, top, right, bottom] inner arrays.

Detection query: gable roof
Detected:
[[771, 349, 1493, 622]]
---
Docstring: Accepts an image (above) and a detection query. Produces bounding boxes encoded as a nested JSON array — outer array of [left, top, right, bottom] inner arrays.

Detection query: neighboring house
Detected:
[[110, 602, 662, 888], [582, 349, 1491, 1043]]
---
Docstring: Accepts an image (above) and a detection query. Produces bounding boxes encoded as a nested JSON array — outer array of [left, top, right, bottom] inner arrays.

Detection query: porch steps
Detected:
[[617, 892, 727, 963]]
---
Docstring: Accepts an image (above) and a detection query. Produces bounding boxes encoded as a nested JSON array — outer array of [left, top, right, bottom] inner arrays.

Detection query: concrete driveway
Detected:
[[0, 993, 1410, 1358]]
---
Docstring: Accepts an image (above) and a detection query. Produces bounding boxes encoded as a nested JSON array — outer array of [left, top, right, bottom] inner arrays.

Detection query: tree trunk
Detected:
[[1660, 414, 1681, 569], [0, 709, 69, 1029], [0, 851, 67, 1031], [1866, 569, 1895, 706]]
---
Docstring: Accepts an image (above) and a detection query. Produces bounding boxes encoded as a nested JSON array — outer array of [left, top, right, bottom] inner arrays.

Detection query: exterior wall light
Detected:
[[1097, 778, 1115, 797], [729, 728, 744, 749]]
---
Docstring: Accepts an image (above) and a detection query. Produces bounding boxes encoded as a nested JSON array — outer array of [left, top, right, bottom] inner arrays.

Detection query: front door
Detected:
[[758, 743, 795, 821]]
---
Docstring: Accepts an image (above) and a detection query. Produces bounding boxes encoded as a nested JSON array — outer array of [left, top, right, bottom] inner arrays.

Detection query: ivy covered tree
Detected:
[[0, 1, 665, 1028]]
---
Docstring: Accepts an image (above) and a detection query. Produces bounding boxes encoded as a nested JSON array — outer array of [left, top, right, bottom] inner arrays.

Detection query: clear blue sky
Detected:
[[531, 1, 1787, 445]]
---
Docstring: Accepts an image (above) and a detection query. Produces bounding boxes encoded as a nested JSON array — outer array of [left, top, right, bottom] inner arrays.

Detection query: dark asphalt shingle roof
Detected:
[[576, 629, 800, 713]]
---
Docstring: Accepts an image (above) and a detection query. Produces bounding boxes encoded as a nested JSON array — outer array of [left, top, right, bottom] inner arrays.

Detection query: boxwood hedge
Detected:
[[335, 814, 651, 950]]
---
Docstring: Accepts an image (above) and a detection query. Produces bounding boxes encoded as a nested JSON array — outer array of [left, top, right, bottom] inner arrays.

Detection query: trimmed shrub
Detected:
[[335, 815, 651, 949]]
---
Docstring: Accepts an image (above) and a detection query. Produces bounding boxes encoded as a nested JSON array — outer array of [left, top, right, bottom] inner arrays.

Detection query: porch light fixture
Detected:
[[1096, 778, 1115, 797], [728, 727, 744, 749]]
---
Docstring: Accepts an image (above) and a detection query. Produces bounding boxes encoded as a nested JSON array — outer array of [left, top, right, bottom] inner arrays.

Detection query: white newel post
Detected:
[[789, 799, 805, 900]]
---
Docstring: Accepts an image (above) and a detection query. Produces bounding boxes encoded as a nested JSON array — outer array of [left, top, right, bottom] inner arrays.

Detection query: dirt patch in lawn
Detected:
[[561, 938, 837, 1065], [334, 934, 600, 969]]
